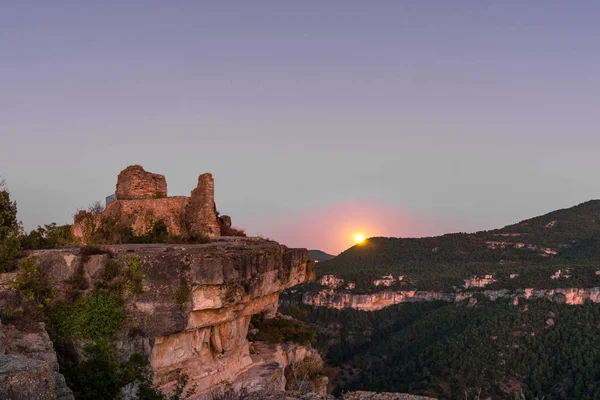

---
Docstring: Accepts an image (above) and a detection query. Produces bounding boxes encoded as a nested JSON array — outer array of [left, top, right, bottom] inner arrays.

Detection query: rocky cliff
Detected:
[[0, 322, 74, 400], [1, 238, 316, 398], [303, 285, 600, 311], [247, 391, 435, 400]]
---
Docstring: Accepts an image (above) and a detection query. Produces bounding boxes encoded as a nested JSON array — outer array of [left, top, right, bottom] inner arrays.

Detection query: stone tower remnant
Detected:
[[186, 173, 221, 237], [116, 165, 167, 200]]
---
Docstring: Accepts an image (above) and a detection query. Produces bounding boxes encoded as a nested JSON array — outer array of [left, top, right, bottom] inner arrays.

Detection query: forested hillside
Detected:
[[281, 299, 600, 399], [313, 200, 600, 292]]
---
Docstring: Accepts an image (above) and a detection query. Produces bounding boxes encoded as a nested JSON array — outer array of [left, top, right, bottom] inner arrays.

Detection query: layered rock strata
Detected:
[[11, 238, 314, 397], [303, 287, 600, 311], [247, 391, 435, 400]]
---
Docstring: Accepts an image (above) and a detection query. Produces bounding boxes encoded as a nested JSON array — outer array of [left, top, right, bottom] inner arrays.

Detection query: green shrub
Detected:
[[11, 257, 54, 308], [20, 223, 74, 250], [119, 220, 169, 244], [65, 263, 89, 300], [0, 235, 21, 272], [0, 178, 18, 243], [249, 314, 317, 345], [0, 297, 23, 321], [175, 281, 190, 311], [284, 352, 324, 392], [48, 291, 125, 340], [103, 259, 121, 281], [125, 256, 145, 295], [63, 340, 123, 400]]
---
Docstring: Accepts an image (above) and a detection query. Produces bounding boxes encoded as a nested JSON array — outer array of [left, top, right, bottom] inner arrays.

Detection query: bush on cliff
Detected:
[[284, 352, 325, 392], [0, 178, 21, 272], [48, 291, 125, 340], [0, 178, 18, 243], [10, 256, 55, 308], [249, 314, 317, 345], [20, 223, 74, 250]]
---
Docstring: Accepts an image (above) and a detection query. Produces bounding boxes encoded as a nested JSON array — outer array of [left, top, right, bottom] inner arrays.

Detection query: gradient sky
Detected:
[[2, 1, 600, 254]]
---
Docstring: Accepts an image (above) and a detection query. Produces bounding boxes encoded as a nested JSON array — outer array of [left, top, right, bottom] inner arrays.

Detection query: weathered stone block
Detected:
[[116, 165, 167, 200], [186, 173, 221, 238]]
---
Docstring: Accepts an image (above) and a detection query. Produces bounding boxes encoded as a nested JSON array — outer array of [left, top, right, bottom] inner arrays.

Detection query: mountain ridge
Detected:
[[311, 199, 600, 292]]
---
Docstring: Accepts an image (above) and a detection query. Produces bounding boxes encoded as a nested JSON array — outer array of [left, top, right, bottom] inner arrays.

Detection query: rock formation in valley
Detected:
[[302, 281, 600, 311]]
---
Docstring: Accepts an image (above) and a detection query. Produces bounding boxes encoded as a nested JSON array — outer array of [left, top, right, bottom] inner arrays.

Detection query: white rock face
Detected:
[[303, 287, 600, 311], [551, 269, 571, 279], [318, 274, 344, 288], [464, 275, 495, 288]]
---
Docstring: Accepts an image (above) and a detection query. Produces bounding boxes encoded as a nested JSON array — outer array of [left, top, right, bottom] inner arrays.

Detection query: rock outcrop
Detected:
[[0, 322, 74, 400], [303, 286, 600, 311], [73, 165, 231, 241], [246, 391, 435, 400], [18, 238, 315, 397]]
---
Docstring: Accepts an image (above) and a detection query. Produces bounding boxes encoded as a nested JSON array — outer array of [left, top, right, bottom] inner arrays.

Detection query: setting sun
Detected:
[[354, 234, 366, 244]]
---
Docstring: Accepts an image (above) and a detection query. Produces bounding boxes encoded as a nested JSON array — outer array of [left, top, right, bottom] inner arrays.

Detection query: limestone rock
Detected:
[[22, 239, 312, 397], [0, 323, 74, 400], [116, 165, 167, 200]]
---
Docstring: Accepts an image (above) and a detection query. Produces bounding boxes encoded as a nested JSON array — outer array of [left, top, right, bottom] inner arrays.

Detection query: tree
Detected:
[[0, 178, 18, 243], [0, 178, 20, 271]]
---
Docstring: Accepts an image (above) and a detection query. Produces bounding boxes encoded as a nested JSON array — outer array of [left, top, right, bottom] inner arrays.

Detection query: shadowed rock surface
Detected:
[[0, 322, 74, 400], [246, 391, 435, 400]]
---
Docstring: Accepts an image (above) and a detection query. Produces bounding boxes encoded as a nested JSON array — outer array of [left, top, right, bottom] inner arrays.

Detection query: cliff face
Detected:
[[247, 391, 436, 400], [0, 322, 74, 400], [303, 286, 600, 311], [19, 238, 314, 397]]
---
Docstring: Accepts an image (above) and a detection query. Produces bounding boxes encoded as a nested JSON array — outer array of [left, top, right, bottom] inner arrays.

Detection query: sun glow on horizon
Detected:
[[354, 233, 366, 244]]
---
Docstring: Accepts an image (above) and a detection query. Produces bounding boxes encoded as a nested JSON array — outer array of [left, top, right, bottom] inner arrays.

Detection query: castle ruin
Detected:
[[73, 165, 234, 242]]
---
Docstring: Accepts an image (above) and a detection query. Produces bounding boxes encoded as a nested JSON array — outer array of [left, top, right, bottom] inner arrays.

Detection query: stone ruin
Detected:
[[73, 165, 235, 242]]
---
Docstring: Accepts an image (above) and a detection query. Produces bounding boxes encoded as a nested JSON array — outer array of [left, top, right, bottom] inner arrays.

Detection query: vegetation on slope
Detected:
[[313, 200, 600, 292], [283, 299, 600, 400], [309, 250, 336, 262]]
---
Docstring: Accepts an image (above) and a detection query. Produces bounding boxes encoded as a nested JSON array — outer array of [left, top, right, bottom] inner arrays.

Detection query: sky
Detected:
[[2, 1, 600, 254]]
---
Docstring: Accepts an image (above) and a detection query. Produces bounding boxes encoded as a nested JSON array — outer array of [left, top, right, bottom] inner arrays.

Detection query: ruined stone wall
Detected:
[[73, 166, 229, 241], [103, 197, 189, 237], [186, 173, 221, 237], [116, 165, 168, 200]]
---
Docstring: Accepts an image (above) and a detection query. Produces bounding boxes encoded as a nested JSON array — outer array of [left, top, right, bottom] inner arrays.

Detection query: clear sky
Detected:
[[2, 1, 600, 254]]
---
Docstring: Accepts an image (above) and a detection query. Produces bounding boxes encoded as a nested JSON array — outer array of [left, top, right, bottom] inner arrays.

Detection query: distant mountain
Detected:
[[308, 250, 336, 262], [313, 200, 600, 292]]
